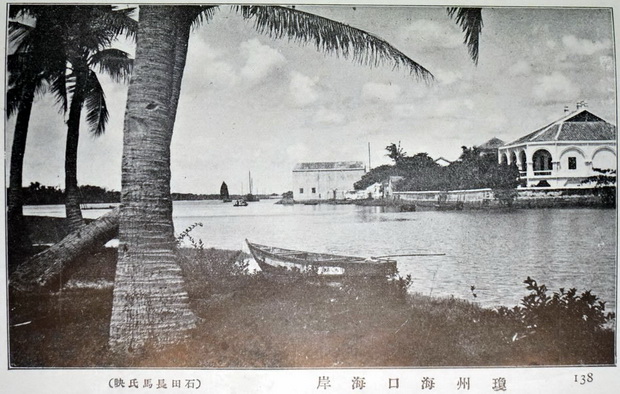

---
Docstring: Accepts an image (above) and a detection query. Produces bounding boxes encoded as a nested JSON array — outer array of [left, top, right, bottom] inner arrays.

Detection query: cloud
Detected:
[[313, 107, 346, 125], [286, 142, 309, 161], [546, 40, 557, 49], [185, 39, 239, 89], [434, 69, 463, 85], [508, 60, 532, 76], [562, 35, 611, 56], [393, 98, 474, 120], [599, 55, 614, 72], [361, 82, 401, 102], [289, 71, 319, 106], [400, 19, 463, 49], [239, 38, 286, 82], [532, 71, 580, 102]]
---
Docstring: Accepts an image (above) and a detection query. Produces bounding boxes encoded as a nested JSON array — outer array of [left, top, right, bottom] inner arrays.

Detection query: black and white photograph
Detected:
[[2, 1, 619, 392]]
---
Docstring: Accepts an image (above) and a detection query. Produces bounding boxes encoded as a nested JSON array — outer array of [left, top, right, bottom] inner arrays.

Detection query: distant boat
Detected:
[[246, 240, 397, 281], [234, 199, 248, 207], [220, 181, 232, 202], [245, 193, 260, 202], [246, 171, 260, 202]]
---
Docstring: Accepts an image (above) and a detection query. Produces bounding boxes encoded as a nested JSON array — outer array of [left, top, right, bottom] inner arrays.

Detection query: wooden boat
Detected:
[[234, 199, 248, 207], [246, 240, 397, 280]]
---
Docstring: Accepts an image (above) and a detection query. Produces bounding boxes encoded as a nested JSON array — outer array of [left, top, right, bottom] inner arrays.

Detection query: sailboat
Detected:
[[220, 181, 232, 202], [245, 171, 260, 202]]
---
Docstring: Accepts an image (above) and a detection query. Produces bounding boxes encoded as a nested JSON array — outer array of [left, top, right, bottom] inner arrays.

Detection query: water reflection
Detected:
[[24, 200, 616, 312]]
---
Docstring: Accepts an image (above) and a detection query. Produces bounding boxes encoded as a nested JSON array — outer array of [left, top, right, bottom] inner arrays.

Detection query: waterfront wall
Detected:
[[393, 187, 611, 209]]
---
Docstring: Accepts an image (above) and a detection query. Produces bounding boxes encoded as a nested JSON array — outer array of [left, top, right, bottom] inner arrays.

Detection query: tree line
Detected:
[[355, 143, 520, 192], [8, 182, 229, 205]]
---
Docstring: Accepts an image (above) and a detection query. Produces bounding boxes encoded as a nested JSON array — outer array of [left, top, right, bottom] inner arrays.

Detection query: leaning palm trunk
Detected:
[[109, 6, 196, 353], [64, 69, 87, 232], [7, 80, 36, 267], [9, 208, 119, 292]]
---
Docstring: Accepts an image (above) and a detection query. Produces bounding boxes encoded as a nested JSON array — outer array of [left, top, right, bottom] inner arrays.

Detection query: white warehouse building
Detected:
[[498, 108, 616, 189], [292, 161, 365, 201]]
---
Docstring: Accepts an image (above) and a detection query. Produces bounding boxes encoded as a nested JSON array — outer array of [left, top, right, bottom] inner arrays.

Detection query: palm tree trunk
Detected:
[[7, 81, 36, 268], [65, 70, 86, 232], [109, 6, 196, 354], [9, 208, 119, 292]]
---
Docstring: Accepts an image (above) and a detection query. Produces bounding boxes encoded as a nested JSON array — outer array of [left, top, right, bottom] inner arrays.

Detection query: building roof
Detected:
[[434, 157, 452, 166], [293, 161, 365, 171], [507, 109, 616, 145], [477, 137, 505, 150]]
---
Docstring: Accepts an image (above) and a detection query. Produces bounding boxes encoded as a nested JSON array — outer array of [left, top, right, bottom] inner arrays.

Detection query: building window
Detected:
[[311, 187, 316, 194], [299, 188, 304, 194], [568, 157, 577, 170]]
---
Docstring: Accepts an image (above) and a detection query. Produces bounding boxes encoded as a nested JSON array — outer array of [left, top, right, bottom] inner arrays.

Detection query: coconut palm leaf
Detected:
[[191, 5, 219, 29], [84, 71, 109, 137], [8, 20, 34, 49], [236, 5, 433, 81], [95, 6, 138, 41], [89, 48, 133, 83], [447, 7, 483, 65], [6, 85, 22, 118], [47, 69, 69, 114]]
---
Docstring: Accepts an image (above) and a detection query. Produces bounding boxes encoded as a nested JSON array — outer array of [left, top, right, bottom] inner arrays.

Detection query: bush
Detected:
[[495, 277, 615, 363], [176, 223, 251, 299]]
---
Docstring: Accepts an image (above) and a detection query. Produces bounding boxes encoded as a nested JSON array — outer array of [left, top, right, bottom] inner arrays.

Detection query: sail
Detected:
[[220, 182, 230, 200]]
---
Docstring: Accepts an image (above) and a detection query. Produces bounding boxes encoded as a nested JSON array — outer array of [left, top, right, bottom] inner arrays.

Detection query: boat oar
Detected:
[[372, 253, 446, 258]]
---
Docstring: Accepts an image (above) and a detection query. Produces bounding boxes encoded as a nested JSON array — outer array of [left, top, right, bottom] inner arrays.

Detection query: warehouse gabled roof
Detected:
[[293, 161, 365, 171], [508, 109, 616, 145]]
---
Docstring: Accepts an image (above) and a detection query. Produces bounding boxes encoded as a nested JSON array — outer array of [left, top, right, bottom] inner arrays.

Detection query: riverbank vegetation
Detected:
[[355, 144, 521, 192], [8, 217, 615, 368], [8, 183, 267, 206]]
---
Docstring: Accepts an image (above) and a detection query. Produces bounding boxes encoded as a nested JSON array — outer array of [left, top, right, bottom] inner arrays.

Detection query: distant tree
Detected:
[[443, 146, 519, 193], [355, 164, 395, 190], [394, 153, 442, 191], [282, 191, 294, 199], [386, 141, 406, 163]]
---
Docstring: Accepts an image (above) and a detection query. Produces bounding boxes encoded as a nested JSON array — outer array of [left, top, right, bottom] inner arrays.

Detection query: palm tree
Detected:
[[109, 5, 483, 353], [7, 6, 69, 265], [7, 6, 136, 243], [59, 6, 135, 232]]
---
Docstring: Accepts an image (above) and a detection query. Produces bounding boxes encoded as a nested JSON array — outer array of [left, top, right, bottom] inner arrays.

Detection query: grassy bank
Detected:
[[7, 217, 616, 368]]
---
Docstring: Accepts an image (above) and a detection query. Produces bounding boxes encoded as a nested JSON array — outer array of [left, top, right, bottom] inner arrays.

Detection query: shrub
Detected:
[[495, 277, 615, 363]]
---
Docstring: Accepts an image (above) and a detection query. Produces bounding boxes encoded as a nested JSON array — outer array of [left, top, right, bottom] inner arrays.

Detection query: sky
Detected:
[[4, 5, 617, 194]]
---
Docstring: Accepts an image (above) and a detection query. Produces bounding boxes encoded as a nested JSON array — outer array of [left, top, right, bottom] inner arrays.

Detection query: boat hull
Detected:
[[246, 240, 397, 281]]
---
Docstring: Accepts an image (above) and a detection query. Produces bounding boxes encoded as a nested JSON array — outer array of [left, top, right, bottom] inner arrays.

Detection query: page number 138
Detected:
[[574, 373, 593, 385]]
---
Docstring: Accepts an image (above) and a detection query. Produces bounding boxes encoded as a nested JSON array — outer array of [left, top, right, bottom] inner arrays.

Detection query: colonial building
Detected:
[[292, 161, 365, 200], [498, 108, 616, 189]]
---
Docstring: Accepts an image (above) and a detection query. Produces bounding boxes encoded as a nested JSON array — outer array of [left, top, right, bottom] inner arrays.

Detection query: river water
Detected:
[[25, 200, 617, 312]]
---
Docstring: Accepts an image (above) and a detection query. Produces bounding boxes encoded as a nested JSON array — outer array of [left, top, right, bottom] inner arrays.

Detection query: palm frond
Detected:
[[236, 5, 433, 81], [191, 5, 219, 30], [6, 85, 22, 118], [8, 21, 34, 48], [447, 7, 483, 65], [48, 71, 69, 114], [88, 48, 133, 83], [84, 71, 109, 136], [95, 6, 138, 42]]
